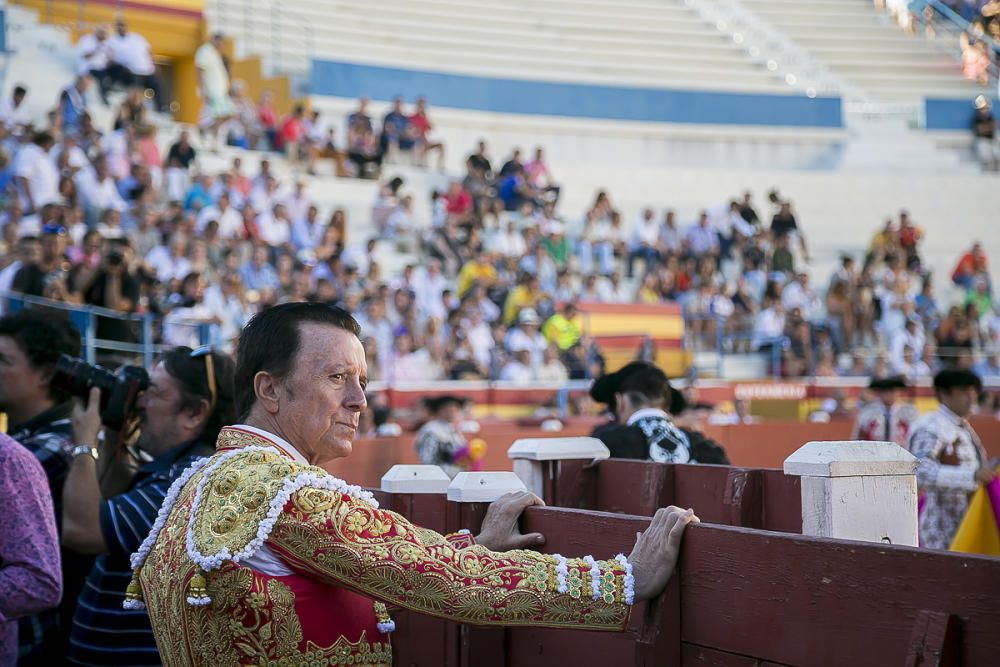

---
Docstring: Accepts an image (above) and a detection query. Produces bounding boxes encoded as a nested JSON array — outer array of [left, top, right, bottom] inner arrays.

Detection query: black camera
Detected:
[[52, 355, 150, 430]]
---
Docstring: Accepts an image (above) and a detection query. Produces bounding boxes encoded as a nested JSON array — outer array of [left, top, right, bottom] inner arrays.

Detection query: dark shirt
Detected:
[[67, 439, 214, 666], [971, 110, 996, 139], [11, 403, 95, 663], [467, 153, 493, 178], [12, 262, 65, 297], [382, 111, 413, 148], [166, 142, 196, 169], [739, 204, 759, 225], [592, 416, 729, 464], [83, 270, 141, 343], [770, 213, 798, 239]]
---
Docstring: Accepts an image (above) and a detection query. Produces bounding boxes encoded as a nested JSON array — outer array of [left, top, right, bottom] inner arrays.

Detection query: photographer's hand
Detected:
[[72, 387, 103, 450]]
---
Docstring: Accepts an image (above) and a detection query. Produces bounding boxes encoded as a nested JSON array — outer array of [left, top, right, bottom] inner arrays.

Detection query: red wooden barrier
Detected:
[[548, 459, 802, 533], [372, 493, 1000, 667]]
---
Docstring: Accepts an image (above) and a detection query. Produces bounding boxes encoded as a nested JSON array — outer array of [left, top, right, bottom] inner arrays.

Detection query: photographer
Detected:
[[61, 346, 235, 665], [0, 309, 89, 661], [81, 238, 141, 351]]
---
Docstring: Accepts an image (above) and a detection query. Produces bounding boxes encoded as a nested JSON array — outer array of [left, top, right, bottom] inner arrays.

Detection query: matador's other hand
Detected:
[[475, 491, 546, 552], [629, 506, 699, 603]]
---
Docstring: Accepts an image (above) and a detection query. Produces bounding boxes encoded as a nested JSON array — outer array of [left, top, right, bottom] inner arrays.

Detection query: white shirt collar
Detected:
[[626, 407, 670, 426], [231, 423, 309, 465]]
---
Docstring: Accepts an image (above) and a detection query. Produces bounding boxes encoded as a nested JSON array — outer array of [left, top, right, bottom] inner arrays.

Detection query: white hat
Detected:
[[519, 308, 540, 325]]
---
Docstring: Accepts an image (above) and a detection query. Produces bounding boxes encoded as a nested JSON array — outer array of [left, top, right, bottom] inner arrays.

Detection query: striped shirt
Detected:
[[66, 439, 213, 666]]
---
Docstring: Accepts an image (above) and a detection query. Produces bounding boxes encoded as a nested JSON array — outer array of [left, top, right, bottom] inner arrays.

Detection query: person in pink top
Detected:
[[524, 146, 561, 203], [0, 432, 62, 665], [409, 96, 445, 170]]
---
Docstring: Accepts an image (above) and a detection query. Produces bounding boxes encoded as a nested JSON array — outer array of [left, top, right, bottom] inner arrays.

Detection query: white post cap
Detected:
[[447, 472, 527, 503], [507, 437, 611, 461], [380, 465, 451, 494], [783, 440, 918, 478]]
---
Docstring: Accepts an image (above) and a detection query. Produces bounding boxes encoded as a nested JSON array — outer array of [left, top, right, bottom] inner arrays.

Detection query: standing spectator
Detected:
[[0, 432, 62, 667], [15, 131, 59, 214], [770, 201, 809, 261], [75, 25, 113, 103], [409, 96, 445, 170], [82, 239, 141, 347], [195, 33, 234, 151], [108, 20, 165, 111], [12, 223, 69, 298], [58, 75, 91, 134]]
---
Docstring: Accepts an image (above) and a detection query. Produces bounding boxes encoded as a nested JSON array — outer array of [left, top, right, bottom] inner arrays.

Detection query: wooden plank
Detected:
[[904, 610, 962, 667], [681, 643, 791, 666], [679, 525, 1000, 666], [594, 459, 675, 516], [758, 468, 802, 534]]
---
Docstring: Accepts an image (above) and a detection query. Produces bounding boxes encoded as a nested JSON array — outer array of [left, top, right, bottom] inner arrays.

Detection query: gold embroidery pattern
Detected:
[[268, 488, 630, 630]]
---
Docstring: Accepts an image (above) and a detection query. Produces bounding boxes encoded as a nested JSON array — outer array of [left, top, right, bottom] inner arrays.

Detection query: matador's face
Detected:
[[277, 323, 368, 465]]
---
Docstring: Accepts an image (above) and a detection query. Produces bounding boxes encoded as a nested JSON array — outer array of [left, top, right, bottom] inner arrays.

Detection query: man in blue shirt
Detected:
[[61, 347, 236, 665], [380, 96, 414, 158]]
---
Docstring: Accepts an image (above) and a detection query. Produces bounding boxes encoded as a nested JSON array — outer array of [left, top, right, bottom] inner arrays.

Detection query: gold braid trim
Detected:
[[267, 486, 631, 630]]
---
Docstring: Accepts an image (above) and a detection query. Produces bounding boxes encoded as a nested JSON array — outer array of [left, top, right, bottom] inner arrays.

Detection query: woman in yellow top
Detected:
[[502, 273, 542, 325]]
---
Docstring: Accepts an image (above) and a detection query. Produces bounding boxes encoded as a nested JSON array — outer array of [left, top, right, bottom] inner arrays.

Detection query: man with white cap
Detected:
[[505, 307, 548, 367]]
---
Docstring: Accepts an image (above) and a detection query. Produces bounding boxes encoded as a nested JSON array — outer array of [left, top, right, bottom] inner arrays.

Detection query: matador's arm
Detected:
[[266, 487, 633, 630]]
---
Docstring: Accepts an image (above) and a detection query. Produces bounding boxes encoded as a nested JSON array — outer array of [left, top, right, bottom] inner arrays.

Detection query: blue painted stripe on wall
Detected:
[[310, 59, 843, 128], [925, 97, 999, 130]]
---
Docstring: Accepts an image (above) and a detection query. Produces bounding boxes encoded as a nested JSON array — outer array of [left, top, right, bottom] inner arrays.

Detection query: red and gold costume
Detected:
[[127, 426, 633, 666]]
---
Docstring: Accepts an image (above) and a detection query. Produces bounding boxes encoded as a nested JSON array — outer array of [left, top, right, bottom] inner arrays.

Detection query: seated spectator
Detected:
[[276, 104, 307, 165], [166, 129, 197, 171], [951, 241, 989, 290], [505, 308, 547, 366], [75, 25, 113, 103], [751, 298, 786, 352], [107, 20, 165, 112], [15, 131, 59, 215], [0, 85, 30, 132], [973, 351, 1000, 379], [381, 96, 415, 161], [499, 346, 534, 384], [524, 147, 559, 203], [409, 96, 445, 170], [536, 344, 569, 383], [972, 96, 999, 171], [628, 207, 661, 277], [685, 211, 720, 259], [256, 90, 278, 149], [239, 243, 280, 292]]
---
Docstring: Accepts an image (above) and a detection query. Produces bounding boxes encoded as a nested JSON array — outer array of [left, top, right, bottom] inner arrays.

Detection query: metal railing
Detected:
[[903, 0, 1000, 88], [3, 292, 212, 367]]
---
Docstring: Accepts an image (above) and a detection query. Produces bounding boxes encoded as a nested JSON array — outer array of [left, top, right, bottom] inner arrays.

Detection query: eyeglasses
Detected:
[[190, 346, 216, 411]]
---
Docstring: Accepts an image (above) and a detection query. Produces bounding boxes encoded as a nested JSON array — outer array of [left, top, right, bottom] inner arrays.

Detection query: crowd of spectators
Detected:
[[0, 22, 997, 390]]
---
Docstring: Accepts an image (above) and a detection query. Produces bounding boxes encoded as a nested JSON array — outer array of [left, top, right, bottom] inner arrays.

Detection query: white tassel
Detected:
[[615, 553, 635, 605], [377, 620, 396, 634]]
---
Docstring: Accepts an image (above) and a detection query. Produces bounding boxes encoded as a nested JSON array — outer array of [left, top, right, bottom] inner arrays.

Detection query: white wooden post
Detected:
[[507, 437, 610, 498], [783, 440, 919, 546], [380, 465, 451, 494], [447, 472, 527, 503]]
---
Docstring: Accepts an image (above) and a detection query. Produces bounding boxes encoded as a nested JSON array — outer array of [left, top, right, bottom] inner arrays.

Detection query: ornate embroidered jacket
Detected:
[[132, 427, 633, 666]]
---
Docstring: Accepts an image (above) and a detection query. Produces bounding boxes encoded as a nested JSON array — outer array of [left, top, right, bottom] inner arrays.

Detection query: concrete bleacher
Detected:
[[742, 0, 992, 102]]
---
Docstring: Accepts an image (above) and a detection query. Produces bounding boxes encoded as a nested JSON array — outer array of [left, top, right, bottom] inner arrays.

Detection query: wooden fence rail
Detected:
[[371, 462, 1000, 667]]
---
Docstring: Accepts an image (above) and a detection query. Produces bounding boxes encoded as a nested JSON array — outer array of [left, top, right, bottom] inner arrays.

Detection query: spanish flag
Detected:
[[949, 475, 1000, 556]]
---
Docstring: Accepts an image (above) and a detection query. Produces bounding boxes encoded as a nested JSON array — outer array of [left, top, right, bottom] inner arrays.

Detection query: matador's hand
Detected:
[[629, 506, 698, 602], [475, 491, 546, 552]]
